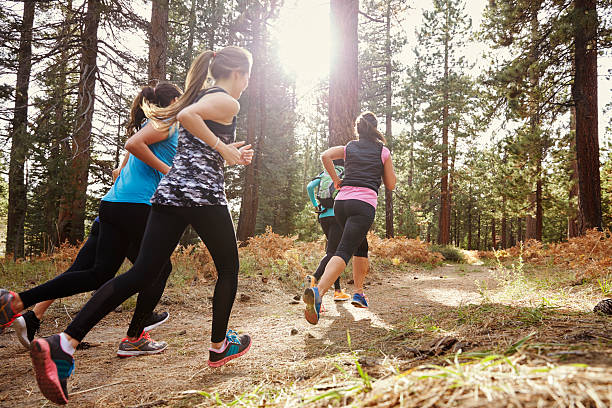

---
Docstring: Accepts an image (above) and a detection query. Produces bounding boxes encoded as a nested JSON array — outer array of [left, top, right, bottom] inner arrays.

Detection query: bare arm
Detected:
[[382, 156, 396, 190], [176, 92, 248, 165], [124, 122, 172, 175], [321, 146, 345, 189], [112, 152, 130, 182]]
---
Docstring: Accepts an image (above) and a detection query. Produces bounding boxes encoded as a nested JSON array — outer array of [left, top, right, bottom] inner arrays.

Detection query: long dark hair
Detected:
[[355, 111, 386, 144], [144, 46, 252, 131], [126, 82, 183, 138]]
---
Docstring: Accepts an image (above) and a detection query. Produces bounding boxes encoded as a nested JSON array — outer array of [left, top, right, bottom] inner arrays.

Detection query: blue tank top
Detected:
[[103, 124, 178, 205]]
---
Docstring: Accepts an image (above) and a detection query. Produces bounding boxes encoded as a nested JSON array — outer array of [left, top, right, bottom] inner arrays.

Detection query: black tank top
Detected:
[[151, 87, 237, 207], [341, 139, 384, 193]]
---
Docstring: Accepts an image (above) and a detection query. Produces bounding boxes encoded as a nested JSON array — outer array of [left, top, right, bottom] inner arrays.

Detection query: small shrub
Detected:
[[430, 245, 465, 262]]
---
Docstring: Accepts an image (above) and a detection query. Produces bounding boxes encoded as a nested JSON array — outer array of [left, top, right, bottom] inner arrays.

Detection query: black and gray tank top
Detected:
[[151, 87, 237, 207]]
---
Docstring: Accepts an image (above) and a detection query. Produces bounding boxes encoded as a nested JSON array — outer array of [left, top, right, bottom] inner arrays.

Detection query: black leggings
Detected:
[[65, 204, 239, 343], [19, 201, 172, 337], [314, 217, 342, 290], [333, 200, 373, 264]]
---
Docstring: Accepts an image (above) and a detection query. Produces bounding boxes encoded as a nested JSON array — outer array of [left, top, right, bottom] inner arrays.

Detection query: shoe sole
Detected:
[[303, 288, 319, 325], [143, 312, 170, 332], [13, 316, 30, 349], [351, 301, 368, 308], [30, 339, 69, 405], [334, 297, 350, 302], [117, 343, 168, 358], [207, 340, 252, 368], [0, 291, 18, 334]]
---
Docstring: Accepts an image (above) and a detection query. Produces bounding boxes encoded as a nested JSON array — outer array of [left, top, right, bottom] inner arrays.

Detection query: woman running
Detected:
[[306, 162, 356, 301], [18, 46, 254, 405], [1, 82, 182, 355], [303, 112, 396, 324]]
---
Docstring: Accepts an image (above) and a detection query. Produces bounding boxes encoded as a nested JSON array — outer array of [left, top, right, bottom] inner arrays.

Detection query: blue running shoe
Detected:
[[208, 329, 251, 367], [351, 293, 369, 308], [303, 287, 321, 325], [30, 334, 74, 405]]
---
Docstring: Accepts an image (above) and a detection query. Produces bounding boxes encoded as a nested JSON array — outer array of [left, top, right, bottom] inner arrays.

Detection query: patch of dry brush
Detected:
[[481, 229, 612, 280]]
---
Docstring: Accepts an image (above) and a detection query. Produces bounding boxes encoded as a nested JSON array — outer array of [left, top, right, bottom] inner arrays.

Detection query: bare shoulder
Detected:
[[197, 91, 240, 116]]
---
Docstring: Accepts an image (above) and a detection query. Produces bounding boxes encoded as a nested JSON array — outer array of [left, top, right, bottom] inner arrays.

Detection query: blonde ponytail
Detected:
[[143, 46, 252, 132]]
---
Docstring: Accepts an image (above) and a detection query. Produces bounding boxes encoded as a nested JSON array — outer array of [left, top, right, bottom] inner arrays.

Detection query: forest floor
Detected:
[[0, 255, 611, 407]]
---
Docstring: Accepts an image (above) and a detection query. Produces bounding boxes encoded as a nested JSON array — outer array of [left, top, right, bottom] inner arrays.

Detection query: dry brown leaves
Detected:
[[480, 229, 612, 280], [367, 232, 444, 265]]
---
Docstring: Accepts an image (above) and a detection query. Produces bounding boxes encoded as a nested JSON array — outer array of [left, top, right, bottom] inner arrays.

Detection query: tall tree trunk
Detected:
[[491, 217, 497, 249], [7, 0, 35, 259], [501, 195, 507, 248], [525, 14, 543, 241], [185, 0, 197, 72], [573, 0, 602, 232], [437, 2, 450, 245], [467, 186, 472, 250], [384, 0, 394, 238], [57, 0, 101, 244], [477, 211, 481, 250], [47, 0, 73, 250], [329, 0, 358, 147], [568, 104, 580, 238], [517, 216, 523, 243], [237, 10, 265, 242], [149, 0, 169, 83]]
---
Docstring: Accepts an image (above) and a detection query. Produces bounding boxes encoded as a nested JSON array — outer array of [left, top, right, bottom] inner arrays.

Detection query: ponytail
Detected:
[[143, 46, 252, 132], [126, 82, 182, 138], [126, 86, 155, 138], [355, 111, 386, 144]]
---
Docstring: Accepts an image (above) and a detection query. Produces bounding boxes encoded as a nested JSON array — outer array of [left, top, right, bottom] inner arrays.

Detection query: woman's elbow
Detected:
[[176, 109, 188, 123], [124, 138, 135, 153]]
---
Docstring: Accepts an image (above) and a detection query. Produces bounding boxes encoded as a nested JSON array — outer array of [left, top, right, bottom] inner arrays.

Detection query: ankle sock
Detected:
[[209, 339, 228, 353], [59, 333, 76, 355]]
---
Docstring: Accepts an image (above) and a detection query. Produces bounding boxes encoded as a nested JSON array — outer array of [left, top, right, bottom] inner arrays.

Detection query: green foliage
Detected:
[[431, 244, 464, 262]]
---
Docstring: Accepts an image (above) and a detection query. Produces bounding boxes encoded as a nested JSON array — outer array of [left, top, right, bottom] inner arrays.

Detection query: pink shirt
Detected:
[[335, 146, 390, 209]]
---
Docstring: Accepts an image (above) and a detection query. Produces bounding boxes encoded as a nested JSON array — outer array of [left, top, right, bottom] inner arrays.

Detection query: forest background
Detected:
[[1, 0, 611, 259]]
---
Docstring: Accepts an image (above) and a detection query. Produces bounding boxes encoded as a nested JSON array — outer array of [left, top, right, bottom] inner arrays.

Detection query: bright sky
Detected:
[[273, 0, 612, 147]]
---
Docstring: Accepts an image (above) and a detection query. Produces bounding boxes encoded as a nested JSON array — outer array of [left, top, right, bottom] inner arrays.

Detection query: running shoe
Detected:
[[208, 329, 252, 367], [303, 286, 322, 325], [117, 332, 167, 357], [0, 289, 18, 334], [143, 311, 169, 332], [351, 293, 369, 308], [304, 274, 316, 288], [333, 289, 351, 301], [14, 310, 40, 349], [30, 334, 74, 405]]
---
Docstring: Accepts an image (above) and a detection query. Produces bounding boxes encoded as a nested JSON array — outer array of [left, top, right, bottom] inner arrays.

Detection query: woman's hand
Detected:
[[333, 178, 342, 190], [236, 143, 254, 165], [112, 167, 121, 182], [217, 140, 246, 165]]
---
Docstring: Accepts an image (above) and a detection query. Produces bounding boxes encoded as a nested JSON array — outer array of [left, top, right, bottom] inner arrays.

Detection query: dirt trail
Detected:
[[0, 264, 529, 407]]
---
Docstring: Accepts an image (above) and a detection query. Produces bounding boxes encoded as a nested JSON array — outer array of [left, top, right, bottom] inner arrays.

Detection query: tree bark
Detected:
[[437, 2, 451, 245], [149, 0, 169, 83], [237, 9, 265, 242], [491, 217, 496, 249], [57, 0, 101, 244], [568, 104, 580, 238], [384, 0, 394, 238], [467, 186, 472, 250], [7, 0, 35, 259], [501, 196, 507, 248], [329, 0, 359, 147], [185, 0, 197, 72], [573, 0, 602, 232]]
